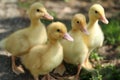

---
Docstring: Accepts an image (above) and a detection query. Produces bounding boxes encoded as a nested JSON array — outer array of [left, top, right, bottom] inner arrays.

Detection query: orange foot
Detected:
[[12, 65, 25, 75], [82, 60, 94, 71]]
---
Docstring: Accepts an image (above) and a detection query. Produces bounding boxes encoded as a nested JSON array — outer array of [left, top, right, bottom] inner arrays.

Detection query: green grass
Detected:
[[80, 64, 120, 80], [98, 65, 120, 80], [101, 20, 120, 45]]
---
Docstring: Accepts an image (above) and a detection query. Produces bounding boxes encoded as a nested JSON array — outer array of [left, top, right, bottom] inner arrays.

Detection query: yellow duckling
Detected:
[[21, 22, 73, 80], [0, 2, 53, 74], [82, 4, 109, 70], [60, 13, 89, 80]]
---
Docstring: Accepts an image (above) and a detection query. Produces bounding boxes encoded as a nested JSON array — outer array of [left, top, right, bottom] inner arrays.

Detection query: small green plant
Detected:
[[90, 70, 102, 80], [90, 51, 104, 61]]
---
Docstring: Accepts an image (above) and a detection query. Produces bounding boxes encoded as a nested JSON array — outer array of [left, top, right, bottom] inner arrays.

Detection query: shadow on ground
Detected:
[[0, 17, 30, 40]]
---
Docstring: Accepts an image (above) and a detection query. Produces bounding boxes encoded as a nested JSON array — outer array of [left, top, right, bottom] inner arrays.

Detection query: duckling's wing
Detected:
[[0, 30, 30, 56], [21, 44, 47, 68], [30, 44, 47, 56]]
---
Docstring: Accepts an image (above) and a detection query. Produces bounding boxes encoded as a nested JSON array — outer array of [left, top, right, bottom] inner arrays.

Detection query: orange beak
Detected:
[[43, 13, 54, 20], [79, 22, 89, 35], [81, 26, 89, 35], [100, 15, 109, 24], [63, 33, 74, 42]]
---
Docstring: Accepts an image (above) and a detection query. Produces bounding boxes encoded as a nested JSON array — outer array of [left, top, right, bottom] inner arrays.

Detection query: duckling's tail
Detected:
[[0, 38, 11, 56], [0, 38, 6, 49]]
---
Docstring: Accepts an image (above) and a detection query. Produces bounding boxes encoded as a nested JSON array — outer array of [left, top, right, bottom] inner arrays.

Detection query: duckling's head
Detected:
[[28, 2, 53, 20], [89, 4, 108, 24], [47, 22, 73, 42], [72, 14, 89, 35]]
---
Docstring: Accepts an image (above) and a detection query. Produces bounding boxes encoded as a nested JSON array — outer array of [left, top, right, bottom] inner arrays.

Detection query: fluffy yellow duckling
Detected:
[[82, 4, 109, 69], [21, 22, 73, 80], [60, 14, 89, 80], [0, 2, 53, 74]]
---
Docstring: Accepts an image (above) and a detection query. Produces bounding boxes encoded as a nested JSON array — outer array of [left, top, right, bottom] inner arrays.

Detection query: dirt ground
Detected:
[[0, 0, 120, 80]]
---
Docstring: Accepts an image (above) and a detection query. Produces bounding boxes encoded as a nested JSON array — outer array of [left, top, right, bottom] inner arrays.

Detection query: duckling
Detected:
[[0, 2, 53, 74], [60, 14, 89, 80], [82, 4, 109, 70], [21, 22, 73, 80]]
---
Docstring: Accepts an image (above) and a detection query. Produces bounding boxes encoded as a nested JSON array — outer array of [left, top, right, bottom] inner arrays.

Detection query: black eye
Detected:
[[36, 9, 40, 12], [77, 21, 79, 23], [57, 29, 60, 32], [95, 10, 98, 13]]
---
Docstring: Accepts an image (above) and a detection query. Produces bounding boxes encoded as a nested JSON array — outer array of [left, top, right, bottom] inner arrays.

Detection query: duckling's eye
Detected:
[[76, 21, 79, 24], [36, 9, 40, 12], [56, 29, 60, 32], [95, 10, 98, 13]]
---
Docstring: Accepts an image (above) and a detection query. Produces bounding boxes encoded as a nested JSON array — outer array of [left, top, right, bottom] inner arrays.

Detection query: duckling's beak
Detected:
[[63, 33, 74, 42], [79, 24, 89, 35], [44, 13, 54, 20], [80, 26, 89, 35], [100, 15, 109, 24]]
